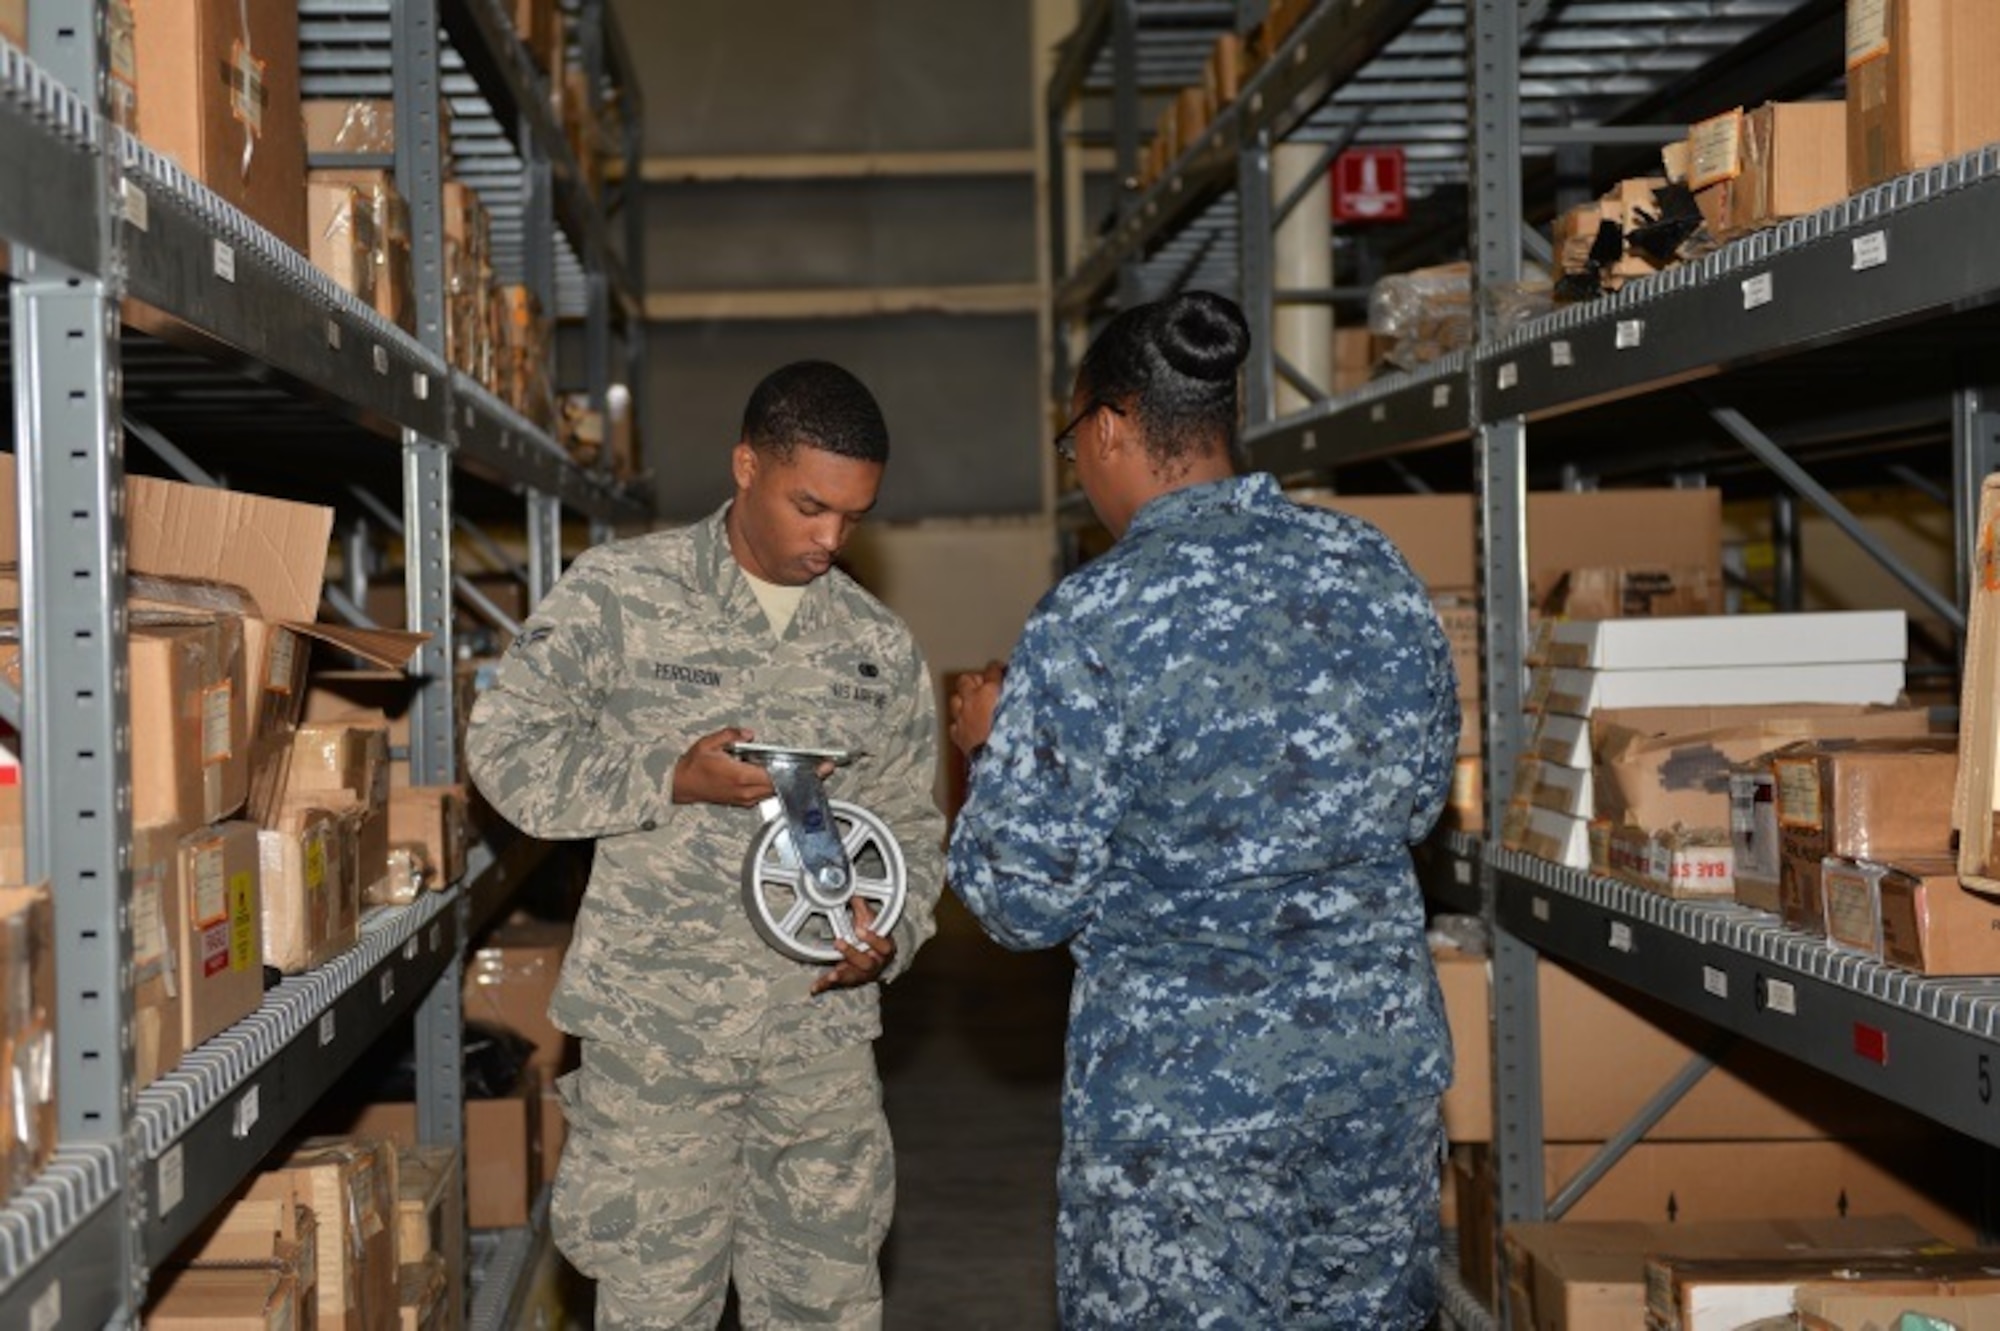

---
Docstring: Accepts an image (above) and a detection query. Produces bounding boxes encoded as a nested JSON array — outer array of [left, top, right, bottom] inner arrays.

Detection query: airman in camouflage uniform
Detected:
[[467, 362, 944, 1330], [947, 293, 1457, 1328]]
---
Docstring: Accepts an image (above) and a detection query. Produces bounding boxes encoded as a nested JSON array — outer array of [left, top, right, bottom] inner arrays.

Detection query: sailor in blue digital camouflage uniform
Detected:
[[945, 290, 1459, 1329]]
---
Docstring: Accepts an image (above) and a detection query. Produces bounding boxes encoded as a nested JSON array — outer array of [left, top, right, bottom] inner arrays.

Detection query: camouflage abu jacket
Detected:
[[947, 472, 1458, 1144], [466, 503, 945, 1061]]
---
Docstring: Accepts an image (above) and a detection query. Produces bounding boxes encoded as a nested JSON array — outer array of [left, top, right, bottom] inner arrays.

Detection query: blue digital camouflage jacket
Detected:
[[948, 472, 1459, 1144]]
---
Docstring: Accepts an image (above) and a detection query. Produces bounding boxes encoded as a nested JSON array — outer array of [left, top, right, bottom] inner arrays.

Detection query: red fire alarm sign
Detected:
[[1333, 148, 1407, 222]]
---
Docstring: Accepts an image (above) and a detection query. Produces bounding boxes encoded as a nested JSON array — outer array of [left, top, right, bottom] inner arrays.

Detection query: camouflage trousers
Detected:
[[1056, 1097, 1443, 1329], [551, 1038, 894, 1330]]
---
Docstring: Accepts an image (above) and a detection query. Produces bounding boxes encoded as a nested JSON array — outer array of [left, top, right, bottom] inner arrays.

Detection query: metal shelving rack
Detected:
[[0, 1, 648, 1324], [1047, 2, 2000, 1327]]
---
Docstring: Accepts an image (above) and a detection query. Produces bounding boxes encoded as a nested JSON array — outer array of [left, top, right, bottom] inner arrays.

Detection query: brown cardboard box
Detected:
[[1847, 0, 2000, 189], [145, 1266, 302, 1330], [0, 2, 22, 46], [1730, 101, 1848, 235], [1591, 705, 1934, 837], [389, 786, 468, 890], [513, 0, 561, 81], [179, 1194, 319, 1319], [398, 1253, 450, 1331], [1879, 859, 2000, 974], [253, 1136, 399, 1331], [130, 0, 308, 252], [1728, 764, 1783, 912], [1539, 565, 1721, 620], [289, 722, 391, 898], [1774, 737, 1958, 934], [329, 1075, 541, 1230], [1600, 823, 1734, 899], [0, 885, 53, 1201], [1646, 1249, 2000, 1331], [257, 801, 358, 973], [126, 618, 250, 828], [306, 180, 379, 307], [1501, 1216, 1937, 1331], [1798, 1280, 2000, 1330], [176, 821, 263, 1050], [464, 917, 576, 1075], [303, 99, 396, 155], [394, 1147, 464, 1331], [134, 821, 188, 1090], [1330, 327, 1376, 393], [1434, 949, 1928, 1145], [311, 168, 415, 333]]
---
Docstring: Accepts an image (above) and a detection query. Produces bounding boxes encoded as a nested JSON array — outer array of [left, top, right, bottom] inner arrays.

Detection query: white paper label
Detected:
[[1370, 402, 1387, 424], [1742, 273, 1774, 309], [380, 969, 396, 1004], [212, 239, 236, 283], [232, 1084, 260, 1139], [121, 179, 148, 232], [29, 1281, 58, 1331], [429, 923, 443, 952], [193, 841, 227, 926], [1432, 383, 1451, 409], [414, 371, 431, 400], [319, 1011, 337, 1046], [132, 872, 166, 969], [372, 344, 391, 375], [158, 1143, 185, 1216], [1764, 977, 1797, 1015], [1852, 231, 1889, 271], [403, 936, 420, 962], [1531, 896, 1551, 922], [1550, 340, 1573, 368], [1703, 965, 1728, 999], [1453, 859, 1472, 886], [201, 682, 232, 763], [1608, 920, 1634, 953], [1497, 362, 1518, 391], [1615, 319, 1644, 350], [326, 319, 342, 350]]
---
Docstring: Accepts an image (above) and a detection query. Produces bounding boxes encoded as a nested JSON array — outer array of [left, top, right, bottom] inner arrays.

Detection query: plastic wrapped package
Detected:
[[302, 98, 396, 156], [305, 181, 378, 308], [0, 884, 53, 1204], [1368, 262, 1473, 371]]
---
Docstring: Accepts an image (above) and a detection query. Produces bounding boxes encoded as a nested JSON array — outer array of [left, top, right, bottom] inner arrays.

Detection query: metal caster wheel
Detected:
[[741, 797, 908, 964]]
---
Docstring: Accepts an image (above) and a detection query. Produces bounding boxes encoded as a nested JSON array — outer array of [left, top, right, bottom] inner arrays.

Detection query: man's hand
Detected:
[[672, 727, 777, 806], [812, 897, 895, 995], [948, 661, 1007, 756]]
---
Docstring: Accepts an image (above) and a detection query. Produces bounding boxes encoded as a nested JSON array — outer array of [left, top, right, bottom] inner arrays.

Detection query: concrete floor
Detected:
[[878, 895, 1074, 1330]]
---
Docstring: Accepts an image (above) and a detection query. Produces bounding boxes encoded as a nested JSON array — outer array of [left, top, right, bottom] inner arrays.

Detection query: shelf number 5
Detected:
[[1981, 1053, 1993, 1105]]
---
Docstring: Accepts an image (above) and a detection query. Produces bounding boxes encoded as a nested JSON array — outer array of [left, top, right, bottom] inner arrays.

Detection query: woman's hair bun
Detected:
[[1153, 290, 1251, 383]]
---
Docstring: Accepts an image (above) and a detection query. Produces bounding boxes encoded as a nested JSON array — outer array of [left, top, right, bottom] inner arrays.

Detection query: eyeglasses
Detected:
[[1053, 400, 1125, 462]]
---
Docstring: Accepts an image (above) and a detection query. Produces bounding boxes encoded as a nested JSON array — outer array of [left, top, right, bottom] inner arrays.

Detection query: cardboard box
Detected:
[[1847, 0, 2000, 190], [0, 885, 53, 1201], [130, 0, 308, 252], [257, 801, 358, 973], [1432, 949, 1909, 1145], [464, 916, 576, 1075], [398, 1253, 449, 1331], [328, 1075, 541, 1230], [1539, 660, 1905, 714], [388, 785, 468, 890], [1503, 803, 1591, 869], [394, 1147, 464, 1331], [303, 98, 396, 155], [145, 1266, 302, 1330], [1960, 475, 2000, 891], [1522, 757, 1592, 820], [1774, 738, 1959, 935], [289, 722, 391, 900], [1823, 855, 1893, 955], [126, 619, 250, 828], [1602, 823, 1734, 899], [176, 822, 262, 1050], [178, 1194, 318, 1319], [1502, 1216, 1937, 1331], [1538, 610, 1907, 671], [1590, 704, 1934, 837], [1798, 1280, 2000, 1330], [1728, 766, 1783, 912], [134, 821, 188, 1090], [252, 1136, 399, 1331], [1646, 1249, 2000, 1331], [1730, 100, 1848, 235], [513, 0, 561, 81], [1539, 564, 1720, 621], [306, 180, 379, 307], [1880, 860, 2000, 975]]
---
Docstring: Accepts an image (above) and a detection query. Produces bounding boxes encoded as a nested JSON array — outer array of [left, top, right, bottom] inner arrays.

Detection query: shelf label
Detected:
[[232, 1084, 260, 1139], [403, 936, 420, 963], [372, 344, 390, 376], [414, 371, 431, 401], [1453, 858, 1472, 886], [1703, 965, 1728, 999], [319, 1011, 337, 1047], [1299, 431, 1318, 453], [158, 1143, 185, 1216], [326, 319, 341, 350], [212, 239, 236, 283], [429, 923, 443, 952], [1852, 230, 1889, 271], [1432, 383, 1452, 409], [1761, 976, 1798, 1015], [1608, 920, 1634, 953], [1531, 896, 1550, 922], [30, 1281, 58, 1331], [1497, 362, 1519, 391], [1853, 1022, 1888, 1065], [1615, 319, 1645, 350], [1550, 341, 1573, 368], [380, 969, 396, 1004], [121, 178, 148, 232], [1742, 273, 1774, 309], [1370, 402, 1387, 424]]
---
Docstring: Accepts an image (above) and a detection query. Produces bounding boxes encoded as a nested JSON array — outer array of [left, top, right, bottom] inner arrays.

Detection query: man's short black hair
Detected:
[[741, 361, 890, 463]]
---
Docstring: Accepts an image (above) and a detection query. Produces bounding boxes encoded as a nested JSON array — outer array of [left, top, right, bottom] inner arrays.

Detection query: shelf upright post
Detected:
[[1955, 384, 2000, 659], [528, 491, 564, 605], [1111, 0, 1141, 306], [1046, 97, 1072, 405], [394, 0, 464, 1155], [580, 0, 613, 478], [1238, 127, 1276, 431], [15, 0, 140, 1311], [609, 5, 648, 445], [1468, 0, 1546, 1273]]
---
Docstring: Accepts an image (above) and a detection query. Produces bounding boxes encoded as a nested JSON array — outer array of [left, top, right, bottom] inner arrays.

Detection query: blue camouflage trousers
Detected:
[[551, 1038, 894, 1330], [1056, 1096, 1443, 1329]]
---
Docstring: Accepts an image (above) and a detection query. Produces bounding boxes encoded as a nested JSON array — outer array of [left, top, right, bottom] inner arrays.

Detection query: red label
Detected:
[[202, 922, 231, 978], [1333, 148, 1407, 222], [1853, 1023, 1888, 1064]]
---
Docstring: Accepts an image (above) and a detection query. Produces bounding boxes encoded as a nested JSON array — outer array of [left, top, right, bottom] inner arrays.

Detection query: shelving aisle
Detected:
[[1045, 1, 2000, 1325], [0, 1, 647, 1324]]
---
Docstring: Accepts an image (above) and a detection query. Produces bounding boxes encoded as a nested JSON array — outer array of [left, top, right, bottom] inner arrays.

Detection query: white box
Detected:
[[1527, 759, 1593, 820], [1543, 661, 1905, 713], [1521, 805, 1591, 870], [1539, 611, 1907, 671], [1532, 711, 1591, 769]]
